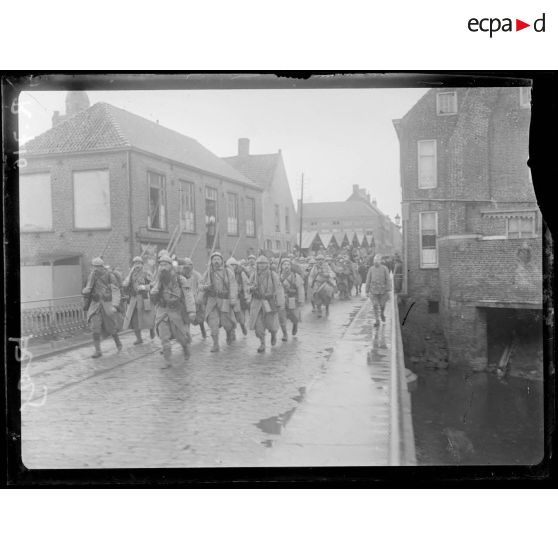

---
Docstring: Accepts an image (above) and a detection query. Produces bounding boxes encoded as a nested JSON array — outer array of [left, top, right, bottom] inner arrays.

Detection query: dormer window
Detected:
[[436, 91, 457, 115]]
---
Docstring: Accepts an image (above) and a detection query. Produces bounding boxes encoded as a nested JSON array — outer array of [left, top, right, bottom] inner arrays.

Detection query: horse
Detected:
[[312, 281, 335, 318]]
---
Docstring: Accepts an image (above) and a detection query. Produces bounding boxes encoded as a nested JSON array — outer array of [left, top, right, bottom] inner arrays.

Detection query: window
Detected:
[[520, 87, 531, 109], [246, 197, 256, 237], [227, 192, 239, 235], [265, 239, 272, 251], [286, 241, 291, 253], [418, 140, 437, 189], [276, 240, 282, 251], [147, 171, 165, 230], [332, 220, 340, 225], [74, 169, 111, 229], [420, 211, 438, 268], [428, 300, 439, 314], [507, 216, 535, 239], [20, 173, 52, 231], [205, 186, 218, 248], [179, 180, 195, 233], [285, 207, 290, 234], [436, 92, 457, 115], [274, 204, 281, 232]]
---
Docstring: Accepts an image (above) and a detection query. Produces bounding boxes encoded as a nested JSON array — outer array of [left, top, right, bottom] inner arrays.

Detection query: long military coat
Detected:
[[122, 267, 155, 330], [199, 266, 238, 320], [82, 270, 122, 335], [248, 269, 285, 329]]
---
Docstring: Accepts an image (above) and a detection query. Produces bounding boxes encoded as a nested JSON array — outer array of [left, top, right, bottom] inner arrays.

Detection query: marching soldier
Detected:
[[249, 255, 285, 353], [246, 254, 257, 279], [308, 254, 336, 318], [365, 254, 391, 327], [122, 256, 156, 344], [226, 257, 250, 336], [82, 257, 123, 358], [199, 251, 238, 352], [278, 258, 305, 341], [178, 257, 207, 339], [150, 254, 196, 368]]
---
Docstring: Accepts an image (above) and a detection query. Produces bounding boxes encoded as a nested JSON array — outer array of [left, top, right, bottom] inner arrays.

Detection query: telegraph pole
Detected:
[[298, 173, 304, 255]]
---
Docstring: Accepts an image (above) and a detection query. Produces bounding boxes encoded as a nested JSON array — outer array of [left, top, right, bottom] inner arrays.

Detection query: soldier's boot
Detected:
[[161, 346, 172, 369], [292, 322, 298, 336], [257, 335, 266, 353], [240, 322, 248, 336], [381, 309, 386, 323], [317, 305, 322, 318], [149, 328, 156, 340], [200, 323, 207, 339], [281, 325, 288, 342], [113, 334, 123, 351], [183, 343, 190, 361], [325, 305, 330, 317], [133, 330, 143, 345], [91, 334, 102, 358], [271, 330, 277, 346], [226, 329, 233, 345], [210, 334, 220, 353]]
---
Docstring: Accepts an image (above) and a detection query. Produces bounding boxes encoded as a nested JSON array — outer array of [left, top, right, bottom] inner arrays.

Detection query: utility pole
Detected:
[[298, 172, 304, 255]]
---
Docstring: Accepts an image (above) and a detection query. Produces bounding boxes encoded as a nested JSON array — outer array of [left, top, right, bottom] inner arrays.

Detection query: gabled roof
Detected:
[[222, 153, 280, 190], [23, 102, 258, 187], [303, 200, 380, 220]]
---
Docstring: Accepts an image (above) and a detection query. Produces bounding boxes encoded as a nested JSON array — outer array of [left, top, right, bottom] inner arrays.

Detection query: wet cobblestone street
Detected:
[[21, 297, 365, 468]]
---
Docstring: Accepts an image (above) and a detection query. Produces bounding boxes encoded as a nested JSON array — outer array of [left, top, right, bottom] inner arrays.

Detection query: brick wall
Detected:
[[20, 151, 131, 284], [129, 151, 263, 271]]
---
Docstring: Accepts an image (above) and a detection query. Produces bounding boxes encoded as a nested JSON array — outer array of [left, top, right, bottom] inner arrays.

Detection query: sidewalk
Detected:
[[262, 297, 395, 467]]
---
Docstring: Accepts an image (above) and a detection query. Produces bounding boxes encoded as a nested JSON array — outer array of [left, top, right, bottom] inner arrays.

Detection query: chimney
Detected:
[[238, 138, 250, 157], [352, 184, 359, 194]]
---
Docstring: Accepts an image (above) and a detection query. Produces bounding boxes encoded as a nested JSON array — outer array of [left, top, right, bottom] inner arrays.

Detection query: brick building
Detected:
[[393, 86, 542, 370], [300, 185, 402, 255], [20, 97, 263, 304], [223, 139, 298, 254]]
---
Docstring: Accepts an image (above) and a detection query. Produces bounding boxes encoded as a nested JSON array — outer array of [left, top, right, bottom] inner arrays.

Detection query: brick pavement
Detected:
[[21, 296, 369, 468]]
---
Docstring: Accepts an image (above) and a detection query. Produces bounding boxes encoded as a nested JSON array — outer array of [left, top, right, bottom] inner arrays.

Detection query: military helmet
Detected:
[[248, 254, 256, 261], [92, 257, 104, 266], [226, 257, 239, 267], [316, 254, 325, 261], [132, 256, 143, 264], [182, 257, 193, 265], [256, 255, 269, 264], [159, 254, 173, 264], [210, 251, 223, 261]]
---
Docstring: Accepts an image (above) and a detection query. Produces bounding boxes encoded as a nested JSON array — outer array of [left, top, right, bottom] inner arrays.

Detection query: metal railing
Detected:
[[21, 296, 87, 338]]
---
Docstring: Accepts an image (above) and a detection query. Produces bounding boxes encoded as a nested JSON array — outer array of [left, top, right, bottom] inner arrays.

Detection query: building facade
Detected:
[[20, 99, 263, 303], [223, 139, 298, 254], [394, 86, 542, 370], [301, 185, 402, 255]]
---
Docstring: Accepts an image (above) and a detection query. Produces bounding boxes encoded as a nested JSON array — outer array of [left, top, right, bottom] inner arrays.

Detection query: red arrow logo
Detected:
[[516, 19, 530, 31]]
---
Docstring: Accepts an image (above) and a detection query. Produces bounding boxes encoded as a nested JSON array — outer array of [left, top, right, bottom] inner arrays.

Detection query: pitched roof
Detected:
[[23, 102, 258, 187], [303, 200, 380, 220], [222, 153, 280, 189]]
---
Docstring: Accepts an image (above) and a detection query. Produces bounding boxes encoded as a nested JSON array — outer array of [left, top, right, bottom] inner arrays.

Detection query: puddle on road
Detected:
[[256, 386, 307, 438], [291, 386, 307, 403]]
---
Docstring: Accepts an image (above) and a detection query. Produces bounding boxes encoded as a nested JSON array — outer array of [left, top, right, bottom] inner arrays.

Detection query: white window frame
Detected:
[[20, 172, 53, 232], [73, 169, 111, 230], [226, 192, 239, 236], [436, 91, 457, 116], [418, 140, 437, 189], [519, 87, 531, 109], [419, 211, 438, 269], [245, 197, 256, 237], [506, 215, 536, 239], [178, 180, 195, 233], [147, 171, 166, 231]]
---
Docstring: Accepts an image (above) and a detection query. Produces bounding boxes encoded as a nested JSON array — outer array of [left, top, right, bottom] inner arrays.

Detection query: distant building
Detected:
[[394, 86, 542, 370], [300, 184, 402, 255], [20, 96, 263, 304], [223, 139, 298, 254]]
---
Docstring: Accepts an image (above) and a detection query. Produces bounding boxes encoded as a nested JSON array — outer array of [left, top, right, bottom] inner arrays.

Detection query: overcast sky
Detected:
[[19, 87, 428, 220]]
